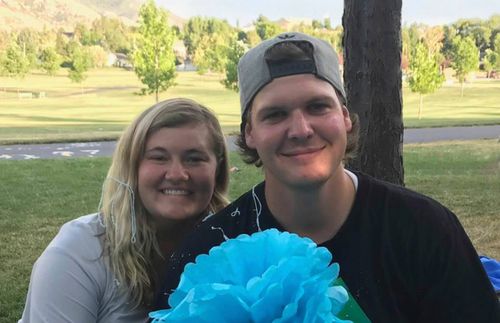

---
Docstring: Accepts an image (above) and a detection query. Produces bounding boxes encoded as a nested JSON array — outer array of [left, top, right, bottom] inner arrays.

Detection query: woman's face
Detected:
[[138, 123, 218, 230]]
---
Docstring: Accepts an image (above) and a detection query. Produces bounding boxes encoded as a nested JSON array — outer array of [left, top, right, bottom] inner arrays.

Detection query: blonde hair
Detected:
[[99, 98, 229, 307]]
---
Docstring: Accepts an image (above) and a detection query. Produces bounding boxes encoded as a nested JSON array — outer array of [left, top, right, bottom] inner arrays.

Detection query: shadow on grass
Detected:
[[0, 113, 125, 124]]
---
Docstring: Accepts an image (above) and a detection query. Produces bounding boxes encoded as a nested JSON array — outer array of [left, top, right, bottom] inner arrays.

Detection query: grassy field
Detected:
[[0, 69, 241, 144], [0, 140, 499, 322], [0, 68, 499, 144]]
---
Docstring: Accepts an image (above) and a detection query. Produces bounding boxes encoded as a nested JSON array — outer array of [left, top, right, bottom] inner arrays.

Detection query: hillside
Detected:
[[77, 0, 142, 20], [0, 0, 141, 31]]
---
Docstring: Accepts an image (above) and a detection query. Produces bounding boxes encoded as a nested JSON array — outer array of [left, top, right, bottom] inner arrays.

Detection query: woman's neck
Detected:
[[155, 217, 198, 257]]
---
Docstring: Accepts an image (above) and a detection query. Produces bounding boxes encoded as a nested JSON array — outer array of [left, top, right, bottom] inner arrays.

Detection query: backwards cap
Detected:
[[237, 32, 345, 124]]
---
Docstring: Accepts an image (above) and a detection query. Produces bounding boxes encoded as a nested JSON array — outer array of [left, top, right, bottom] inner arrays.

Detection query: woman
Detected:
[[19, 98, 229, 322]]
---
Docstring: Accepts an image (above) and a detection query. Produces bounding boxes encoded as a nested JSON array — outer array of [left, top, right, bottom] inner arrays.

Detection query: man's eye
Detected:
[[309, 103, 330, 114], [263, 111, 286, 121]]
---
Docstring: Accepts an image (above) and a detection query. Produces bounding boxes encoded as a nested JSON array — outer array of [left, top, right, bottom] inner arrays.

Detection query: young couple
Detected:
[[20, 32, 499, 322]]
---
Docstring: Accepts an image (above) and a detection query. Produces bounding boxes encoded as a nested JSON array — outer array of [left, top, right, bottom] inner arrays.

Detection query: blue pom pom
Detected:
[[150, 229, 350, 322]]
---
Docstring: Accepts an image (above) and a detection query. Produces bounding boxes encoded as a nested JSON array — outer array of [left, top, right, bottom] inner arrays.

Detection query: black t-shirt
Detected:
[[158, 172, 499, 322]]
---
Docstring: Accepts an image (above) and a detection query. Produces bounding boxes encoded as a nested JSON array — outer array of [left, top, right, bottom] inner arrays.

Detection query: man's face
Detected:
[[245, 74, 352, 190]]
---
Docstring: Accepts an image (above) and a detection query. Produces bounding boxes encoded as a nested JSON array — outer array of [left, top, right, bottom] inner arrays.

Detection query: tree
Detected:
[[408, 42, 445, 119], [183, 17, 235, 73], [61, 40, 80, 66], [402, 24, 421, 61], [86, 45, 108, 68], [239, 30, 261, 47], [0, 30, 11, 52], [39, 47, 61, 76], [495, 33, 500, 52], [487, 15, 500, 50], [312, 19, 323, 30], [482, 49, 498, 77], [132, 0, 176, 102], [16, 29, 41, 68], [255, 15, 283, 40], [450, 36, 479, 96], [441, 25, 458, 61], [343, 0, 404, 185], [193, 33, 229, 74], [324, 17, 332, 30], [183, 17, 207, 57], [222, 38, 247, 92], [74, 23, 94, 46], [422, 26, 444, 55], [39, 27, 58, 51], [2, 41, 30, 78], [68, 45, 92, 89], [91, 16, 132, 53], [55, 29, 69, 57], [453, 19, 491, 57]]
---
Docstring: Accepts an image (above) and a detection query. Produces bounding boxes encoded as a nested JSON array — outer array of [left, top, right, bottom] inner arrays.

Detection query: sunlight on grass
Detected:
[[0, 140, 498, 321], [0, 69, 499, 143], [403, 79, 500, 127]]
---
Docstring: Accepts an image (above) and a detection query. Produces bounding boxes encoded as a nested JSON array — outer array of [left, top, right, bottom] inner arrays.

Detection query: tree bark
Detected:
[[343, 0, 404, 185]]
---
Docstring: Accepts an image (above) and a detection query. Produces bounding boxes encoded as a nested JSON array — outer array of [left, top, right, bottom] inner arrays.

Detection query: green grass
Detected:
[[0, 69, 499, 144], [0, 140, 499, 322], [0, 69, 241, 144], [403, 79, 500, 127], [404, 140, 500, 258]]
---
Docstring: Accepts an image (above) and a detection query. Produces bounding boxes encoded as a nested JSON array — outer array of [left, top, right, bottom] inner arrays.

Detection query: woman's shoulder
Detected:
[[32, 213, 109, 294], [46, 213, 105, 260]]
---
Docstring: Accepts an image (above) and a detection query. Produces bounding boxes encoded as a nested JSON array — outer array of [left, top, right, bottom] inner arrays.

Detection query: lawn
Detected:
[[0, 69, 241, 144], [0, 69, 499, 144], [0, 140, 499, 322]]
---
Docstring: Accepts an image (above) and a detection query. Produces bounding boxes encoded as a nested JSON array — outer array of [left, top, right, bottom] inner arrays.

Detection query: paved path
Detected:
[[0, 125, 499, 161]]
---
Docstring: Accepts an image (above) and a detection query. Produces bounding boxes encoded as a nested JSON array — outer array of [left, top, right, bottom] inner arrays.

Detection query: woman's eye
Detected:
[[185, 155, 206, 164], [145, 153, 167, 161]]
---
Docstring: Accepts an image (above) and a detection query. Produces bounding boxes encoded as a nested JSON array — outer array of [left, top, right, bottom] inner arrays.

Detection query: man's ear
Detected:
[[245, 122, 256, 149], [342, 106, 352, 132]]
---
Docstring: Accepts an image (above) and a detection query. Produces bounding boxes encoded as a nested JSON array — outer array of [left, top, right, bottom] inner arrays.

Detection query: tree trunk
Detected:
[[418, 94, 423, 119], [155, 89, 159, 103], [343, 0, 404, 185]]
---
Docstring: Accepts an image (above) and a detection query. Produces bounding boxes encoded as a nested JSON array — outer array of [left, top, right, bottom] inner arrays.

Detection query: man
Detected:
[[159, 32, 499, 321]]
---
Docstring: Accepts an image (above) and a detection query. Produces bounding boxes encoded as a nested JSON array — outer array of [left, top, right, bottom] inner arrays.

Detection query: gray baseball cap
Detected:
[[237, 32, 345, 125]]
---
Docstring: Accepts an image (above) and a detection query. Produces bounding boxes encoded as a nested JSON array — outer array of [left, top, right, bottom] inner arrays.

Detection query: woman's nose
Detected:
[[164, 161, 189, 181]]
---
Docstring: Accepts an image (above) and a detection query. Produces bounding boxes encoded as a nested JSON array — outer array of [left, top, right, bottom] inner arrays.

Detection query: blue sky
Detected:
[[157, 0, 500, 27]]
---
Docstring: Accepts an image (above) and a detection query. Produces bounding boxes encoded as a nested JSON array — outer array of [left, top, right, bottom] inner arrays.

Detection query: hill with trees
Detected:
[[0, 0, 142, 31]]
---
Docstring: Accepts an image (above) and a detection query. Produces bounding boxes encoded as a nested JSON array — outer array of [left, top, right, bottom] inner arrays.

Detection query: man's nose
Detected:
[[288, 111, 313, 140]]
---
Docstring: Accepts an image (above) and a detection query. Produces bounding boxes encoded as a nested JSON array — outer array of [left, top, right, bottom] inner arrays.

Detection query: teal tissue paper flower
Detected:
[[150, 229, 350, 322]]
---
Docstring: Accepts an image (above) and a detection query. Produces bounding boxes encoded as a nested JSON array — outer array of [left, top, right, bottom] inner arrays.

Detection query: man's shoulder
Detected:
[[357, 171, 448, 211], [354, 172, 464, 239]]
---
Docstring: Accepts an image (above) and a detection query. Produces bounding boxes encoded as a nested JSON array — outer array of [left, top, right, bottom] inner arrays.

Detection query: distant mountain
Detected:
[[77, 0, 142, 20], [0, 0, 186, 31], [0, 0, 142, 31]]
